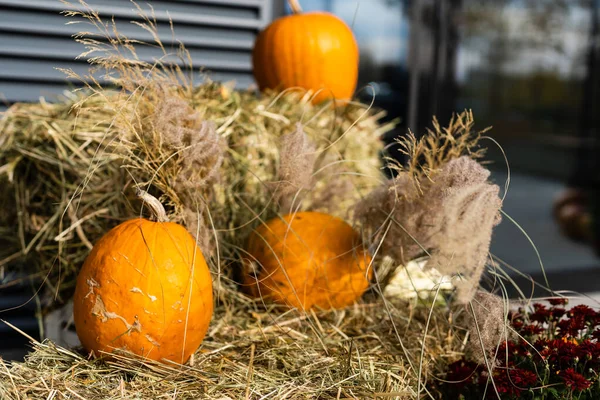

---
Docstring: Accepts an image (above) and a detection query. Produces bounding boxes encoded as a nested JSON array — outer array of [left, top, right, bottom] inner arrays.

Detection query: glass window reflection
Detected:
[[457, 1, 593, 146]]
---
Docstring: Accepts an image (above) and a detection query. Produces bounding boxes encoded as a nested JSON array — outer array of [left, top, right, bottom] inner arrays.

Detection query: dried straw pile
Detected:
[[0, 82, 390, 310], [0, 292, 469, 399], [0, 3, 393, 309], [0, 3, 506, 399]]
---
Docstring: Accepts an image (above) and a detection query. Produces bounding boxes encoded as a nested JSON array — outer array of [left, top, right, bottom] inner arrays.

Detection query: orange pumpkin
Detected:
[[242, 211, 372, 310], [73, 191, 213, 364], [252, 0, 359, 104]]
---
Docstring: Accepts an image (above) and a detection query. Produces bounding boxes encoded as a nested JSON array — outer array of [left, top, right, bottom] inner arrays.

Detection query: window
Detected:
[[455, 0, 596, 179]]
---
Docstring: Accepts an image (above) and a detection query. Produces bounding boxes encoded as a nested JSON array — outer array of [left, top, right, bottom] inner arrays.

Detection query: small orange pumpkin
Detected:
[[73, 191, 213, 364], [242, 211, 372, 310], [252, 0, 359, 104]]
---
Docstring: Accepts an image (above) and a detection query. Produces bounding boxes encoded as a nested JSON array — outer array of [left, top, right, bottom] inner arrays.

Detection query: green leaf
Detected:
[[545, 387, 560, 399]]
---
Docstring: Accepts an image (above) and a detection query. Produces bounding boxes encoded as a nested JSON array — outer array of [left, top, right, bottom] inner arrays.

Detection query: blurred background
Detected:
[[1, 0, 599, 360], [292, 0, 600, 299]]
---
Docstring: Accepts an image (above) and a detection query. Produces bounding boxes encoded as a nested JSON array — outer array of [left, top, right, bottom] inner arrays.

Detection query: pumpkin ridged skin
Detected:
[[242, 211, 372, 310], [252, 11, 359, 104], [73, 218, 213, 364]]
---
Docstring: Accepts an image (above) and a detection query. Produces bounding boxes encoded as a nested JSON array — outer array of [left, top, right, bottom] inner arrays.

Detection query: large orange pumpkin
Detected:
[[252, 0, 359, 104], [242, 211, 372, 310], [73, 191, 213, 364]]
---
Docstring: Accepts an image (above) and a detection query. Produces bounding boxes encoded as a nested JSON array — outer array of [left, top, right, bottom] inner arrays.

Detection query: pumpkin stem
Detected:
[[288, 0, 303, 14], [136, 189, 169, 222]]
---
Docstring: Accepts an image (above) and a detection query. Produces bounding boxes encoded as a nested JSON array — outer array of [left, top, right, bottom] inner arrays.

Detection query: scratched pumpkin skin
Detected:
[[72, 218, 213, 364]]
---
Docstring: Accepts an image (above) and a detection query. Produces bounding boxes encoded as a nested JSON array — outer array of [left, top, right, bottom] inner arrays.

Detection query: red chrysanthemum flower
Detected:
[[533, 339, 579, 368], [569, 305, 597, 324], [549, 298, 569, 306], [512, 319, 524, 331], [534, 338, 551, 360], [433, 302, 600, 399], [553, 339, 579, 366], [492, 368, 538, 396], [560, 368, 591, 391], [509, 311, 525, 330], [558, 317, 586, 338], [498, 340, 528, 364], [511, 369, 538, 387], [531, 304, 552, 324], [577, 339, 600, 362], [445, 360, 480, 390], [551, 307, 566, 320], [521, 324, 544, 336]]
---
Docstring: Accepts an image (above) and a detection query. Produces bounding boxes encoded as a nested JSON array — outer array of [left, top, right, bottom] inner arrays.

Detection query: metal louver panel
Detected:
[[0, 0, 276, 106]]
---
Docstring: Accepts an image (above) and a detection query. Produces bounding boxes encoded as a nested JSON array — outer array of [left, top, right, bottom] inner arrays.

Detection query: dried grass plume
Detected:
[[464, 290, 511, 366], [355, 111, 502, 303], [271, 123, 316, 213]]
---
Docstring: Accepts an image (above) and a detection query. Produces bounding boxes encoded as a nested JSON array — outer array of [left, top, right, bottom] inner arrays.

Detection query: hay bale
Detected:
[[0, 294, 466, 399], [0, 2, 396, 309], [0, 81, 393, 311]]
